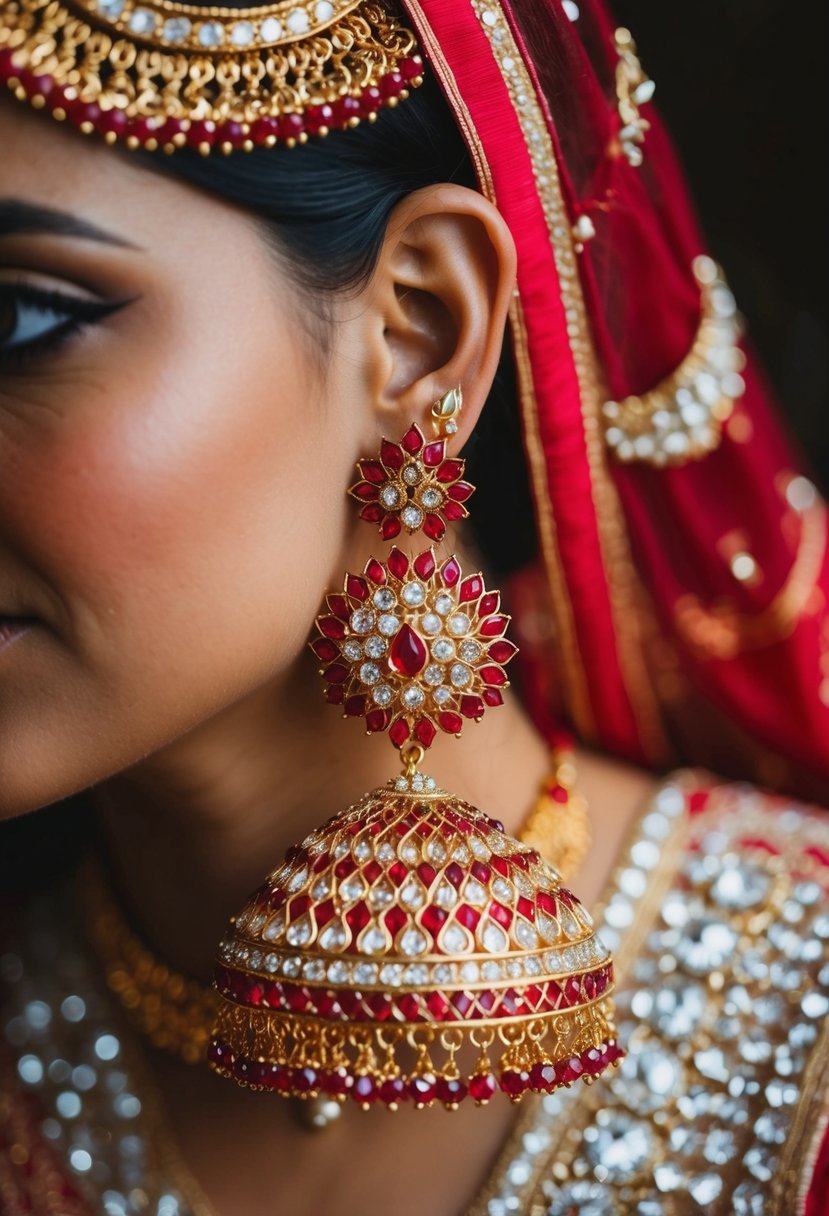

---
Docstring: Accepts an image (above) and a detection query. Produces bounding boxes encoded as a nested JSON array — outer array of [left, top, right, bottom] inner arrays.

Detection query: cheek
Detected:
[[0, 316, 351, 811]]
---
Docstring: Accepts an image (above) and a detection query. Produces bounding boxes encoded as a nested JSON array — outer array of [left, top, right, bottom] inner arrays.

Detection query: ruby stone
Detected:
[[389, 623, 427, 676]]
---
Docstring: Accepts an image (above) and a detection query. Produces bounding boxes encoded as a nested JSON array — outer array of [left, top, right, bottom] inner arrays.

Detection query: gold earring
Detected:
[[431, 386, 463, 439]]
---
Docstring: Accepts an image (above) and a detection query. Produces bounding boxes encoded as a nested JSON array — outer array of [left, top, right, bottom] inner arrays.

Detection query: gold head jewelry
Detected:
[[0, 0, 424, 154]]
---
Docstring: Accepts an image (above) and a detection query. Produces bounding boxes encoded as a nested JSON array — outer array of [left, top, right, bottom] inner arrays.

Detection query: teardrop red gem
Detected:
[[388, 624, 428, 676]]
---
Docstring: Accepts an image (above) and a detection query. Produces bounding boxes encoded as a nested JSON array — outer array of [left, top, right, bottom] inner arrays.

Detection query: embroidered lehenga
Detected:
[[0, 0, 827, 1211]]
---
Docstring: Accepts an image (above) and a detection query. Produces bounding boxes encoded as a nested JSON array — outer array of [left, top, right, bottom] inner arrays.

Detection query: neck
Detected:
[[92, 647, 552, 983]]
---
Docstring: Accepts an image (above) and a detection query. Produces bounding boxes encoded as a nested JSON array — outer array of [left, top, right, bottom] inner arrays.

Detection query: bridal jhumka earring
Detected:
[[209, 398, 622, 1110]]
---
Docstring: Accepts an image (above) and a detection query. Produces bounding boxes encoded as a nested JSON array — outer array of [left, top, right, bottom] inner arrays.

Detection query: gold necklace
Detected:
[[80, 748, 591, 1071]]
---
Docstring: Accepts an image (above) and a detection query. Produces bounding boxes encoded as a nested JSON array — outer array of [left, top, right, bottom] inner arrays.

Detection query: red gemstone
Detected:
[[381, 439, 404, 469], [425, 992, 449, 1018], [251, 115, 280, 145], [443, 501, 465, 522], [448, 481, 475, 502], [319, 617, 346, 639], [517, 896, 535, 921], [387, 547, 410, 579], [423, 514, 445, 541], [478, 592, 500, 615], [459, 574, 483, 603], [480, 665, 507, 686], [324, 664, 349, 684], [334, 95, 361, 126], [437, 459, 464, 483], [382, 517, 402, 540], [422, 440, 445, 466], [384, 906, 407, 937], [346, 901, 371, 934], [358, 459, 385, 484], [304, 103, 336, 134], [450, 990, 474, 1017], [321, 1068, 352, 1097], [413, 550, 436, 579], [555, 1056, 584, 1086], [440, 556, 461, 586], [437, 711, 463, 735], [436, 1077, 468, 1106], [367, 993, 393, 1021], [500, 1070, 530, 1099], [314, 899, 336, 927], [481, 615, 509, 637], [388, 860, 407, 885], [396, 992, 421, 1020], [488, 640, 517, 663], [360, 503, 384, 523], [346, 575, 369, 601], [388, 624, 427, 676], [489, 901, 512, 928], [408, 1074, 437, 1105], [365, 558, 386, 584], [352, 1075, 377, 1106], [460, 695, 485, 720], [414, 718, 437, 747], [344, 695, 367, 717], [379, 70, 406, 99], [327, 594, 350, 620], [312, 638, 339, 661], [401, 55, 424, 80], [389, 717, 411, 747], [401, 424, 424, 454], [529, 1062, 557, 1092], [416, 861, 436, 887], [469, 1073, 497, 1104], [366, 708, 391, 732], [455, 904, 481, 930], [358, 85, 383, 118], [583, 1047, 604, 1076], [445, 862, 464, 887], [421, 905, 447, 938], [379, 1076, 407, 1107], [279, 113, 305, 143], [471, 861, 491, 883]]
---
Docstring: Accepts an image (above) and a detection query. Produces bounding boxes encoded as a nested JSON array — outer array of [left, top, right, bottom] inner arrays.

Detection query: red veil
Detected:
[[402, 0, 829, 799]]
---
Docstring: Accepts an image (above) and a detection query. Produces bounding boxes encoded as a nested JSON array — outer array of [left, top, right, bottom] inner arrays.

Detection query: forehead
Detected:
[[0, 95, 240, 248]]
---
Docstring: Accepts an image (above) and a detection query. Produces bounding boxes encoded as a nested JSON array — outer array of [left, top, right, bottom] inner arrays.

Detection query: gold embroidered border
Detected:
[[466, 0, 669, 763]]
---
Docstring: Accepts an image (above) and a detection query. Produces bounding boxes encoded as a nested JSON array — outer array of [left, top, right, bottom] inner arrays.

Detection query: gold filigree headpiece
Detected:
[[0, 0, 424, 153]]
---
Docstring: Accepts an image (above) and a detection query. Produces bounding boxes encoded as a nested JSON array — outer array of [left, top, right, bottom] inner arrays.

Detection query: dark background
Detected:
[[613, 0, 828, 485]]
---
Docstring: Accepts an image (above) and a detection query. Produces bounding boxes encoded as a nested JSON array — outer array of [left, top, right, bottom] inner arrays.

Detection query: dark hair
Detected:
[[140, 73, 538, 578]]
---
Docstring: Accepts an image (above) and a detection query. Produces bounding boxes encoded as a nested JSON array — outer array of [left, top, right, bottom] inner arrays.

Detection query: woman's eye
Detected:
[[0, 285, 132, 368]]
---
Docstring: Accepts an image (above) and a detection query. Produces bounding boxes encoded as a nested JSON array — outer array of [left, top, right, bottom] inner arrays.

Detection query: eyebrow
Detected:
[[0, 199, 139, 249]]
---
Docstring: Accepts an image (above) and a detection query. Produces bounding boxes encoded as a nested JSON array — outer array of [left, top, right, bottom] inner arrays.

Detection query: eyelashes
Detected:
[[0, 282, 133, 370]]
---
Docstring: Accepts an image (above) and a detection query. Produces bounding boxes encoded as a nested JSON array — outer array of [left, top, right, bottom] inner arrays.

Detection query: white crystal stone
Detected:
[[515, 919, 539, 949], [492, 877, 513, 901], [364, 634, 387, 658], [481, 921, 509, 952], [129, 7, 156, 34], [420, 487, 442, 509], [230, 20, 254, 45], [403, 963, 428, 985], [162, 16, 192, 41], [312, 875, 332, 900], [434, 592, 454, 615], [402, 581, 425, 606], [314, 0, 335, 19], [342, 639, 363, 660], [402, 685, 425, 708], [431, 638, 455, 661], [400, 879, 425, 909], [482, 960, 503, 980], [319, 923, 347, 951], [303, 958, 325, 981], [449, 663, 471, 688], [373, 587, 396, 610], [358, 926, 387, 955], [411, 774, 424, 791], [401, 841, 419, 863], [426, 837, 447, 864], [286, 914, 314, 946], [380, 963, 403, 987], [402, 506, 424, 529], [381, 484, 401, 508], [424, 664, 444, 686], [448, 613, 471, 636], [353, 961, 379, 985], [433, 963, 455, 984], [97, 0, 126, 16], [440, 923, 471, 953], [378, 614, 400, 636], [286, 7, 310, 33], [263, 914, 285, 942], [265, 953, 279, 972], [350, 609, 374, 634], [402, 463, 421, 485], [339, 874, 366, 903], [288, 865, 309, 892], [469, 836, 490, 859], [633, 78, 655, 105], [259, 15, 283, 39], [372, 684, 393, 706], [463, 879, 488, 907], [359, 661, 380, 686], [421, 613, 442, 635], [197, 20, 224, 46], [434, 880, 456, 908], [369, 878, 394, 909], [400, 927, 428, 956], [459, 640, 482, 662]]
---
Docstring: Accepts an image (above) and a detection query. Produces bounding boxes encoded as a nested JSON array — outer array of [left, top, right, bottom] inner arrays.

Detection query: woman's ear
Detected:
[[357, 183, 517, 445]]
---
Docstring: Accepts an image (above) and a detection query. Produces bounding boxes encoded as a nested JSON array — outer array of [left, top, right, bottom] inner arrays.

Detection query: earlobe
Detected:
[[364, 183, 517, 445]]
